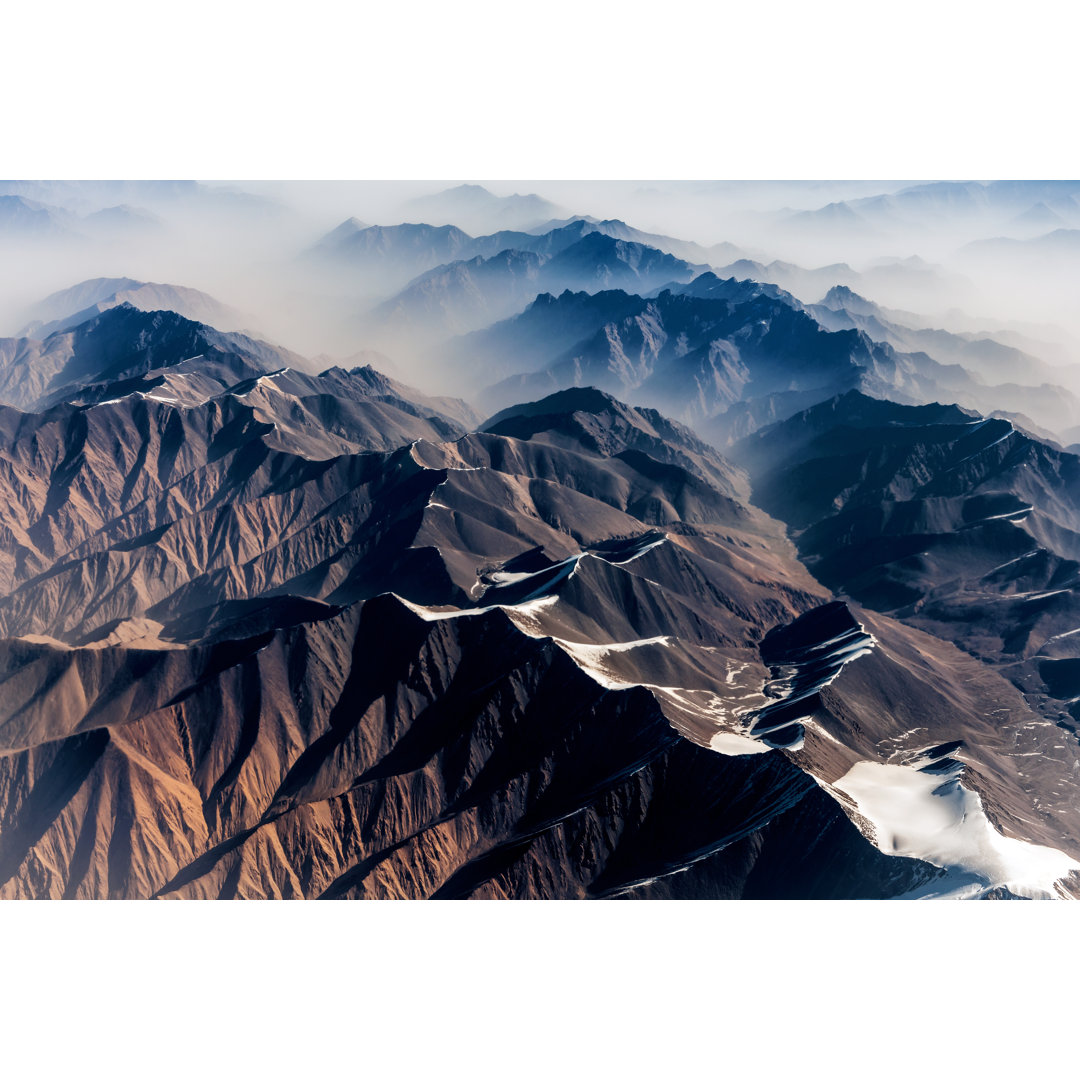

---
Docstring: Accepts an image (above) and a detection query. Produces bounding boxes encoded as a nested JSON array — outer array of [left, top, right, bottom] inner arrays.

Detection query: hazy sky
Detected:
[[3, 180, 1079, 401]]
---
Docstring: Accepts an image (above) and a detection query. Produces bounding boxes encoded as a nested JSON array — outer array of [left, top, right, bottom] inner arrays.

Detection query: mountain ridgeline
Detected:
[[446, 276, 1080, 446], [3, 181, 1080, 901], [1, 296, 1079, 901]]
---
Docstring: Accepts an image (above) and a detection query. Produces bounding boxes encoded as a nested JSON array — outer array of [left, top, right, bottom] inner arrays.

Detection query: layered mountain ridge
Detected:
[[4, 178, 1080, 902], [2, 303, 1080, 900], [447, 276, 1080, 446], [732, 391, 1080, 731]]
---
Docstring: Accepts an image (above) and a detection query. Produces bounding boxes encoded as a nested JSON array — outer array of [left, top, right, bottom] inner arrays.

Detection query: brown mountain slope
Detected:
[[3, 359, 1080, 898]]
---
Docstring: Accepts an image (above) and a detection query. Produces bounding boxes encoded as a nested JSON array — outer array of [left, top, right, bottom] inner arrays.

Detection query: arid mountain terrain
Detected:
[[2, 181, 1080, 899]]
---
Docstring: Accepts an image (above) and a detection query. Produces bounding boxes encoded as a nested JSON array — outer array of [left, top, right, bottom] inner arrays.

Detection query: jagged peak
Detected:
[[344, 362, 396, 392], [822, 284, 867, 307], [778, 388, 981, 430], [324, 216, 369, 236], [483, 386, 630, 430]]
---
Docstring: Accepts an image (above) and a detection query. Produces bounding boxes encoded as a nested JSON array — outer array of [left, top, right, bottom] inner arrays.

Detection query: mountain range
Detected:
[[776, 182, 1080, 243], [0, 185, 283, 248], [448, 274, 1080, 445], [375, 232, 704, 340], [3, 180, 1080, 901], [402, 184, 566, 233], [1, 302, 1079, 899], [811, 286, 1077, 397], [17, 278, 251, 339], [0, 195, 83, 241], [307, 216, 733, 298]]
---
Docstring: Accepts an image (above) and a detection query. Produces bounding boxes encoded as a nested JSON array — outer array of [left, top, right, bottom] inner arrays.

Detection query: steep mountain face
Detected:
[[2, 318, 1080, 900], [538, 231, 702, 291], [710, 256, 978, 322], [5, 178, 1080, 903], [813, 285, 1078, 403], [558, 219, 744, 267], [450, 288, 649, 382], [511, 217, 745, 266], [461, 283, 957, 443], [309, 218, 712, 310], [17, 278, 251, 339], [458, 281, 867, 423], [481, 386, 751, 502], [376, 250, 546, 338], [377, 233, 702, 341], [18, 277, 143, 327], [451, 274, 1080, 445], [455, 217, 721, 266], [309, 223, 476, 291], [731, 390, 1080, 740], [661, 271, 809, 308], [316, 217, 370, 246], [0, 596, 928, 901], [0, 305, 310, 412], [713, 258, 860, 303]]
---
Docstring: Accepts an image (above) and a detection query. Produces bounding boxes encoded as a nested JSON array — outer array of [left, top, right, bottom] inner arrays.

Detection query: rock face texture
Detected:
[[3, 305, 1080, 900], [449, 278, 1080, 446]]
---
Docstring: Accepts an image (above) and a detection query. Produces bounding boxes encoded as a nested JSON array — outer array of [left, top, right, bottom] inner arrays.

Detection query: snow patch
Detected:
[[832, 760, 1080, 899], [391, 592, 766, 756], [553, 636, 673, 689], [709, 730, 774, 756], [606, 535, 668, 564], [487, 569, 536, 586], [392, 593, 559, 623]]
